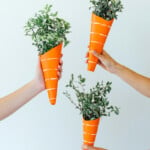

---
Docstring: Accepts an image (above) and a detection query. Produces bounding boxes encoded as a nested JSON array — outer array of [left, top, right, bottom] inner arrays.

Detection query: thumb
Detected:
[[92, 51, 105, 62]]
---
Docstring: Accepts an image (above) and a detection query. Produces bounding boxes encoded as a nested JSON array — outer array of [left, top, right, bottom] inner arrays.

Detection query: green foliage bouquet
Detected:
[[24, 4, 70, 55], [90, 0, 123, 20], [63, 74, 119, 120]]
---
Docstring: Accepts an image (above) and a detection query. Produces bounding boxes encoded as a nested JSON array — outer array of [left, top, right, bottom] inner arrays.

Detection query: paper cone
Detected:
[[88, 13, 114, 72], [40, 43, 63, 105], [83, 118, 100, 147]]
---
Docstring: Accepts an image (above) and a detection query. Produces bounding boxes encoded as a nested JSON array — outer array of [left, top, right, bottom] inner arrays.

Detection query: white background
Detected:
[[0, 0, 150, 150]]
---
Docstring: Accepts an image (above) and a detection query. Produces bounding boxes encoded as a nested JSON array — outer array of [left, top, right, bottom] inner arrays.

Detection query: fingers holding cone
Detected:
[[85, 52, 89, 64], [92, 51, 107, 70], [49, 53, 63, 105], [92, 50, 108, 63], [85, 50, 103, 66], [85, 50, 108, 71], [58, 55, 63, 79], [85, 50, 102, 63]]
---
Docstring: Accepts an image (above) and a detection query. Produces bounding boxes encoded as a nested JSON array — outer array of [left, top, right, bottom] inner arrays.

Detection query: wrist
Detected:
[[113, 63, 125, 76], [32, 78, 45, 93]]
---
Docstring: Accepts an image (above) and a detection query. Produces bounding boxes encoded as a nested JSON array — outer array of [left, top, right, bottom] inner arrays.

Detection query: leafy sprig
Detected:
[[63, 74, 119, 120], [24, 4, 70, 55], [90, 0, 123, 20]]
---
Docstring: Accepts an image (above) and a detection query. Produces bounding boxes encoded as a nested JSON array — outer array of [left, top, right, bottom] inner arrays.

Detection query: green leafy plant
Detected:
[[90, 0, 123, 20], [24, 4, 71, 55], [63, 74, 119, 120]]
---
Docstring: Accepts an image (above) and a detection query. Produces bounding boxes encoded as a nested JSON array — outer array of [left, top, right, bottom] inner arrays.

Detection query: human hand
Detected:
[[86, 50, 119, 74], [34, 56, 63, 92], [82, 144, 107, 150]]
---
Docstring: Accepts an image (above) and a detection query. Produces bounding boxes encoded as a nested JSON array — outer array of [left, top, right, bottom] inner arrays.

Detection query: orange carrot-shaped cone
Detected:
[[88, 13, 114, 72], [83, 118, 100, 147], [40, 43, 63, 105]]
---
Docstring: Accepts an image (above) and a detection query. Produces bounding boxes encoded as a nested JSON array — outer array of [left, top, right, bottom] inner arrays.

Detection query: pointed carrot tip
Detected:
[[87, 66, 95, 72], [50, 99, 56, 105], [87, 62, 96, 72], [87, 68, 95, 72]]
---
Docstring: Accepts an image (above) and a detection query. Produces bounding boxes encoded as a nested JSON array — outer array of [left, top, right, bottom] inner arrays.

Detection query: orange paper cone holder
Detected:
[[40, 43, 63, 105], [83, 118, 100, 147], [88, 13, 114, 72]]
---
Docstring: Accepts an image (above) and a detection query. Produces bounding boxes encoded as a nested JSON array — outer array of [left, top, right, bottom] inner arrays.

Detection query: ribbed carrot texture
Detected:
[[83, 118, 100, 147], [88, 13, 114, 72], [40, 43, 63, 105]]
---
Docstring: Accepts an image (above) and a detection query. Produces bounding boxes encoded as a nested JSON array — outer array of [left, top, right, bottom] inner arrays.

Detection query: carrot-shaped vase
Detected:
[[40, 43, 63, 105], [88, 13, 114, 72], [64, 75, 120, 148], [24, 4, 70, 105], [83, 118, 100, 147]]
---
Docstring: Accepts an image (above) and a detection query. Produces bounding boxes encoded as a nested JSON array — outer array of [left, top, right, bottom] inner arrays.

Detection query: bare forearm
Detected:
[[0, 80, 43, 120], [114, 64, 150, 97]]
